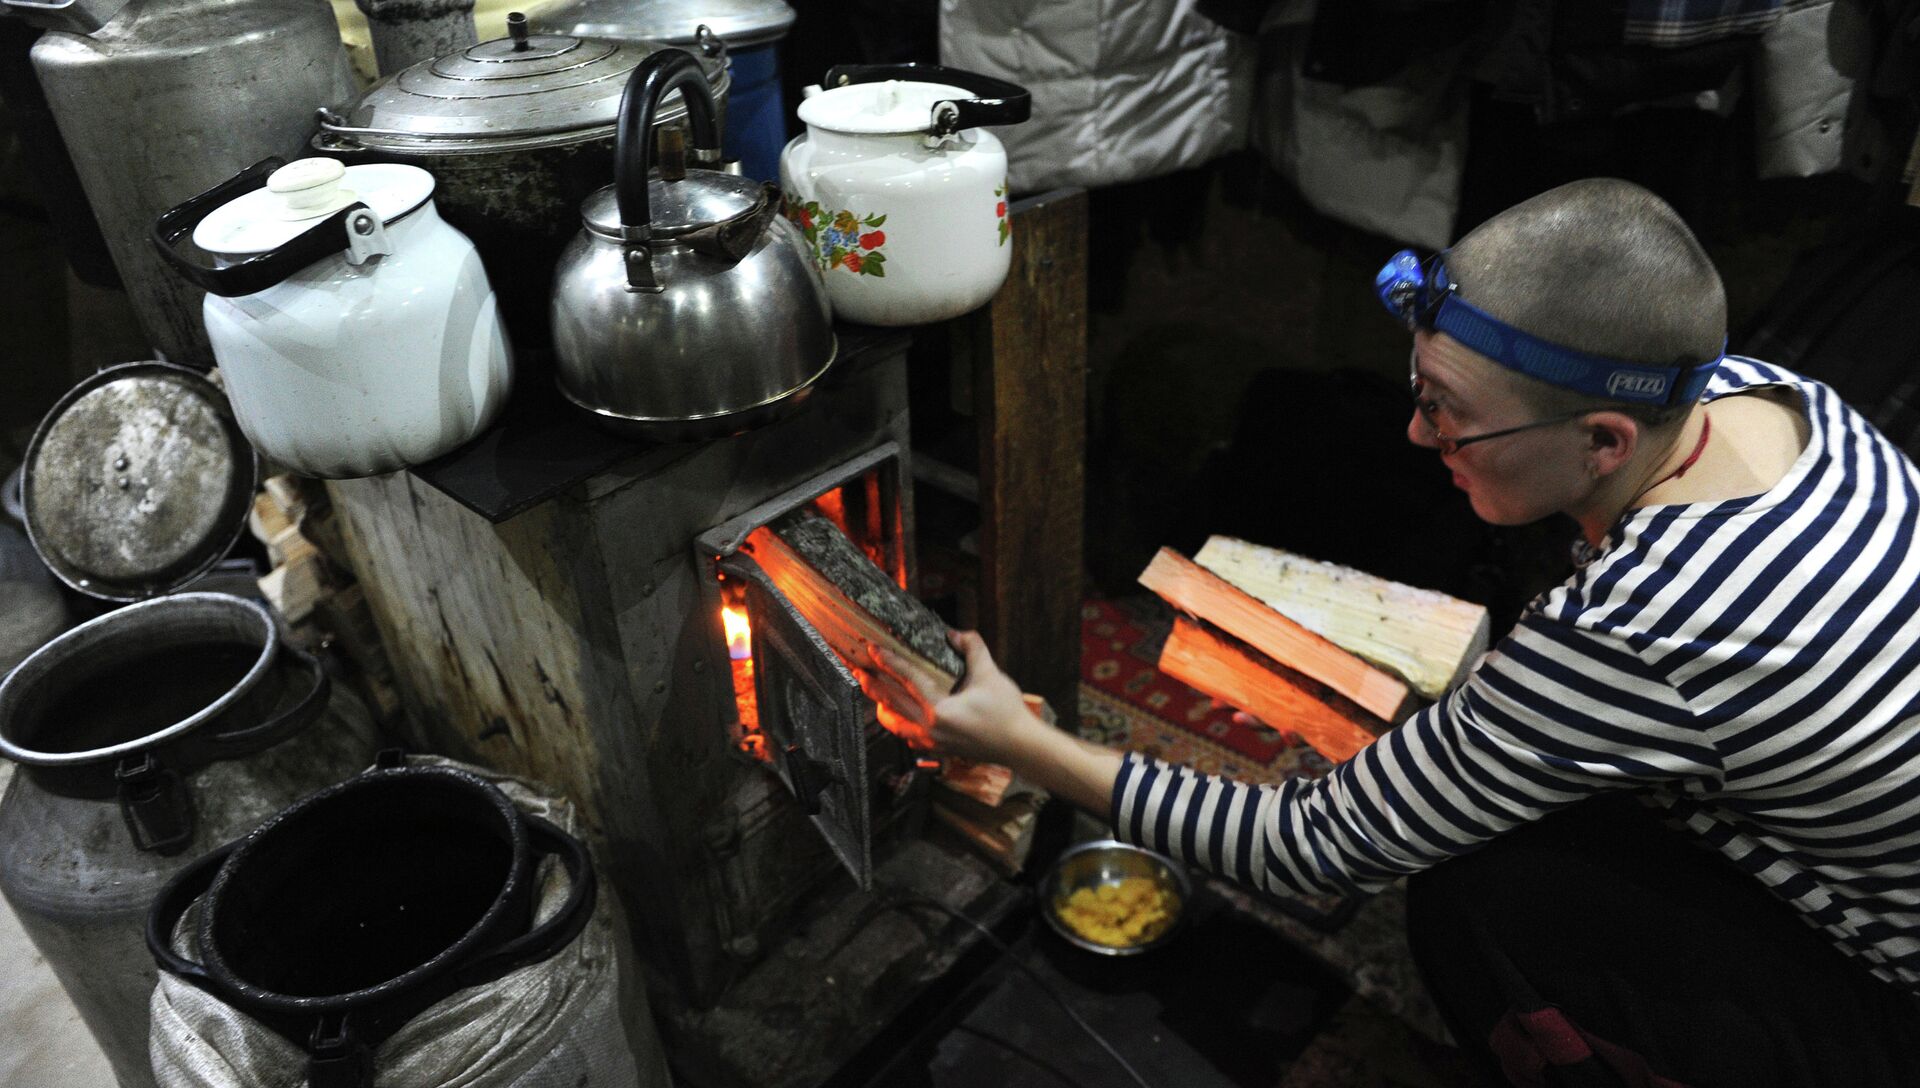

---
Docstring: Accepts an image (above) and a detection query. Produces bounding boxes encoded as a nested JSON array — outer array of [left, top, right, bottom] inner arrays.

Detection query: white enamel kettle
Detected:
[[779, 63, 1030, 326], [152, 157, 513, 479]]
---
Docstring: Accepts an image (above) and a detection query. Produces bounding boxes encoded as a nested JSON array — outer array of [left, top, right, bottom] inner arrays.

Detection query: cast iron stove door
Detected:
[[722, 555, 873, 889]]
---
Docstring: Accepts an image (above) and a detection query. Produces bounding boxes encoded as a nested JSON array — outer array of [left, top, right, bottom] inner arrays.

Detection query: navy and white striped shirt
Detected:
[[1113, 358, 1920, 993]]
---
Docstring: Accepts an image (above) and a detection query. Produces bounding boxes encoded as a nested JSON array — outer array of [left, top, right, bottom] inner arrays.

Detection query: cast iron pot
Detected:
[[147, 755, 595, 1088]]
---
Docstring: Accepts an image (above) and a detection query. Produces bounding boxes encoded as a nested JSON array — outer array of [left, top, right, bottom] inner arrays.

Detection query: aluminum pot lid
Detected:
[[318, 31, 730, 153], [798, 80, 977, 136], [191, 160, 435, 256], [535, 0, 795, 48], [23, 363, 257, 602], [581, 169, 763, 236]]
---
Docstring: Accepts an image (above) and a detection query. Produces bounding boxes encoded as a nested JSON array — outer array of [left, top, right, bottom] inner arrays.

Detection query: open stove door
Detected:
[[721, 554, 873, 889]]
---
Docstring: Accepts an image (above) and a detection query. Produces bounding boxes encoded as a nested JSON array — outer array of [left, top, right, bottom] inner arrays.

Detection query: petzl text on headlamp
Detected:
[[1375, 248, 1721, 407]]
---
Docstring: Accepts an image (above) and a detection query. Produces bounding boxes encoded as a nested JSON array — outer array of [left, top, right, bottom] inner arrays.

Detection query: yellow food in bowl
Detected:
[[1054, 876, 1179, 948]]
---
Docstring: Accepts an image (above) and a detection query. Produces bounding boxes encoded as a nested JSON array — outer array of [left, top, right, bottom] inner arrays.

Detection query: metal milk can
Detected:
[[11, 0, 355, 368], [0, 363, 381, 1088], [0, 595, 381, 1088]]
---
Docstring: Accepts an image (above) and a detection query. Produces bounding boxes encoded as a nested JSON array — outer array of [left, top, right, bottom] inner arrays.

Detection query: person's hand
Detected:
[[867, 630, 1042, 764]]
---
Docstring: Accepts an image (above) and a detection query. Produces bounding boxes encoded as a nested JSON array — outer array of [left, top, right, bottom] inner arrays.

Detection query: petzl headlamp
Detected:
[[1375, 249, 1721, 407]]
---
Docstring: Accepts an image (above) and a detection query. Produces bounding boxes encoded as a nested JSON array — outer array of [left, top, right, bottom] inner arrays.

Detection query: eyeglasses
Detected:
[[1410, 348, 1590, 455]]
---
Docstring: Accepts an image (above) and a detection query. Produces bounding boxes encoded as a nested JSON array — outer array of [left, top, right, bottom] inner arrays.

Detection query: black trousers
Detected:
[[1405, 795, 1920, 1088]]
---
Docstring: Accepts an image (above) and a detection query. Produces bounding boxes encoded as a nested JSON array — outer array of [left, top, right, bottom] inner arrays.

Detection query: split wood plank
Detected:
[[1139, 548, 1414, 723], [1194, 536, 1489, 703], [1159, 616, 1387, 763]]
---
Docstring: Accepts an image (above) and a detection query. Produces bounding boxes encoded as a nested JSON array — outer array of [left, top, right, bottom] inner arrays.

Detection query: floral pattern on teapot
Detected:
[[996, 179, 1010, 247], [784, 198, 889, 277]]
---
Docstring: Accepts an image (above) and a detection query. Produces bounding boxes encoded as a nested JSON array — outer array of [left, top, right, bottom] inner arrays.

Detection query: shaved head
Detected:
[[1449, 179, 1725, 424]]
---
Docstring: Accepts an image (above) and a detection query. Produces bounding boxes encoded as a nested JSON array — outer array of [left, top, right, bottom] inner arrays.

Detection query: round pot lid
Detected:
[[191, 160, 435, 257], [317, 31, 731, 154], [536, 0, 795, 48], [581, 169, 762, 236], [23, 363, 257, 602], [798, 80, 976, 136]]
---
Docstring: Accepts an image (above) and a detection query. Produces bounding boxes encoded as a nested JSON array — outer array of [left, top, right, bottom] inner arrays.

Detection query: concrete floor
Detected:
[[0, 764, 118, 1088]]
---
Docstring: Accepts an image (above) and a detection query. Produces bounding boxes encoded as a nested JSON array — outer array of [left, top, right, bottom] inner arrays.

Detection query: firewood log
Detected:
[[1159, 616, 1387, 763], [1140, 548, 1414, 722], [1193, 536, 1489, 703]]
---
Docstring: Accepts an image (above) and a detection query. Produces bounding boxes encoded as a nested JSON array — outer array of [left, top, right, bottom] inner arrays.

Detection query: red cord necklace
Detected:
[[1634, 413, 1712, 504]]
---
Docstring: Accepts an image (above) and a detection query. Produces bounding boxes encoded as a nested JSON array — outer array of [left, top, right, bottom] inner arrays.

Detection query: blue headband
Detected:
[[1375, 249, 1721, 407]]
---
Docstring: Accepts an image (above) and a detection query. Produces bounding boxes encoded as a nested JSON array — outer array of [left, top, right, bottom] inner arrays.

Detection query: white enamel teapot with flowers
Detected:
[[779, 63, 1030, 326]]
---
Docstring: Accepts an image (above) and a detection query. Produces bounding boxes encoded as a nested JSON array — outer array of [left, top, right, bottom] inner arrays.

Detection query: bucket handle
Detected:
[[151, 157, 375, 298], [145, 842, 236, 990], [445, 814, 599, 989], [204, 646, 332, 757]]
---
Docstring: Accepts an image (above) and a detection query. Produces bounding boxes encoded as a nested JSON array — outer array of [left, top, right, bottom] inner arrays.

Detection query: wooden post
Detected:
[[969, 188, 1088, 733]]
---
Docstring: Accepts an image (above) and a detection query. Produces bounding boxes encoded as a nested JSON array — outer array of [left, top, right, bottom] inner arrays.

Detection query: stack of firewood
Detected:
[[1139, 537, 1489, 762], [248, 475, 402, 721]]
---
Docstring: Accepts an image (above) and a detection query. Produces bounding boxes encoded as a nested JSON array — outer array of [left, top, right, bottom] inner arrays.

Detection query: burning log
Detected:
[[747, 508, 962, 736], [1192, 536, 1489, 703], [1158, 616, 1388, 763], [747, 506, 1032, 812], [1140, 548, 1415, 723]]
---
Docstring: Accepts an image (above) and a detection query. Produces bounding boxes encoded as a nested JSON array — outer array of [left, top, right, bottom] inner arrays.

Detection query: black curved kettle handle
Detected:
[[449, 815, 599, 988], [614, 48, 723, 235], [145, 842, 237, 991], [819, 63, 1032, 134], [151, 157, 372, 298]]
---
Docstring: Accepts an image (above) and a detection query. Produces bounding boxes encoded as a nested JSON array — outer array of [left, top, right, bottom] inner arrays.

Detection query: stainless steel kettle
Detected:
[[551, 48, 835, 441]]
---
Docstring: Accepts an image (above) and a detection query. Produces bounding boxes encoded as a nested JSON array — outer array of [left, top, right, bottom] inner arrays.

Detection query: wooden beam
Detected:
[[1139, 548, 1414, 722], [1158, 616, 1387, 764], [969, 188, 1088, 735], [1194, 536, 1489, 703]]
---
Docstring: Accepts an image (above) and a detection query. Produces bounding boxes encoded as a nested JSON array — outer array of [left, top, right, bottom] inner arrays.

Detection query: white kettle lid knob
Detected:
[[267, 158, 359, 221]]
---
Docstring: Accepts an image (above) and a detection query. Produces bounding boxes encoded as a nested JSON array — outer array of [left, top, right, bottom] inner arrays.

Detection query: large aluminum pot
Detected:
[[0, 593, 379, 1088], [551, 48, 833, 440], [314, 17, 732, 353]]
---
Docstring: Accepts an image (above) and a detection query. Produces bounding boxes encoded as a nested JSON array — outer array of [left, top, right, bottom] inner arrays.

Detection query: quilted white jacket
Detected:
[[939, 0, 1254, 192]]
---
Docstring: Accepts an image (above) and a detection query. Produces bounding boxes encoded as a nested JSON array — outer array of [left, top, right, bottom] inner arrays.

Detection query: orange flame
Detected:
[[722, 604, 751, 660]]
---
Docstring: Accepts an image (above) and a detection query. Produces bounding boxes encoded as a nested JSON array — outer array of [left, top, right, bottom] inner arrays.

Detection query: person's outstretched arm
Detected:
[[876, 620, 1715, 900]]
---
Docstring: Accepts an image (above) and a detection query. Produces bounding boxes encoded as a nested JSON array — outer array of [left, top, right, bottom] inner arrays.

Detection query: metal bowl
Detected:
[[1039, 839, 1190, 956]]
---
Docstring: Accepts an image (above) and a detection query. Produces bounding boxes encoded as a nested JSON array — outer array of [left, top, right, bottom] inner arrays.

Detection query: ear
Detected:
[[1581, 412, 1641, 477]]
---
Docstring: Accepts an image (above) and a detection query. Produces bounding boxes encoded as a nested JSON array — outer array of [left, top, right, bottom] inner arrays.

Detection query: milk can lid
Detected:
[[191, 161, 435, 257], [22, 363, 257, 601]]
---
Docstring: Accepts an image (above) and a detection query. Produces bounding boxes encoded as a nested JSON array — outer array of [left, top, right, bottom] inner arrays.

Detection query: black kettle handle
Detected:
[[448, 815, 599, 988], [145, 842, 238, 990], [614, 48, 723, 234], [152, 157, 372, 298], [819, 63, 1032, 134]]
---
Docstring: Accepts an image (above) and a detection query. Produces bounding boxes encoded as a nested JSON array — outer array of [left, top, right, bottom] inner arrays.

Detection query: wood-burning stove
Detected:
[[324, 331, 1024, 1087]]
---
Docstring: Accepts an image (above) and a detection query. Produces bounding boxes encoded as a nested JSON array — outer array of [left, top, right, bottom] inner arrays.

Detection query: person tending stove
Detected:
[[873, 177, 1920, 1087]]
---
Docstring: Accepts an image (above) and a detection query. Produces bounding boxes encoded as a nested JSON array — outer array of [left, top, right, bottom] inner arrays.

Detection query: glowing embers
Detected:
[[718, 576, 769, 764]]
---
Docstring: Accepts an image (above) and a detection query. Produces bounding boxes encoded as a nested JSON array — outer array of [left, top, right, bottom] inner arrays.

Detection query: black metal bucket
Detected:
[[147, 755, 597, 1088]]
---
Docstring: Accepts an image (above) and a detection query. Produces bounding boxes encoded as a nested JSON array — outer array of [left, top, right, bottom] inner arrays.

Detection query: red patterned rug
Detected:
[[1076, 595, 1355, 927]]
